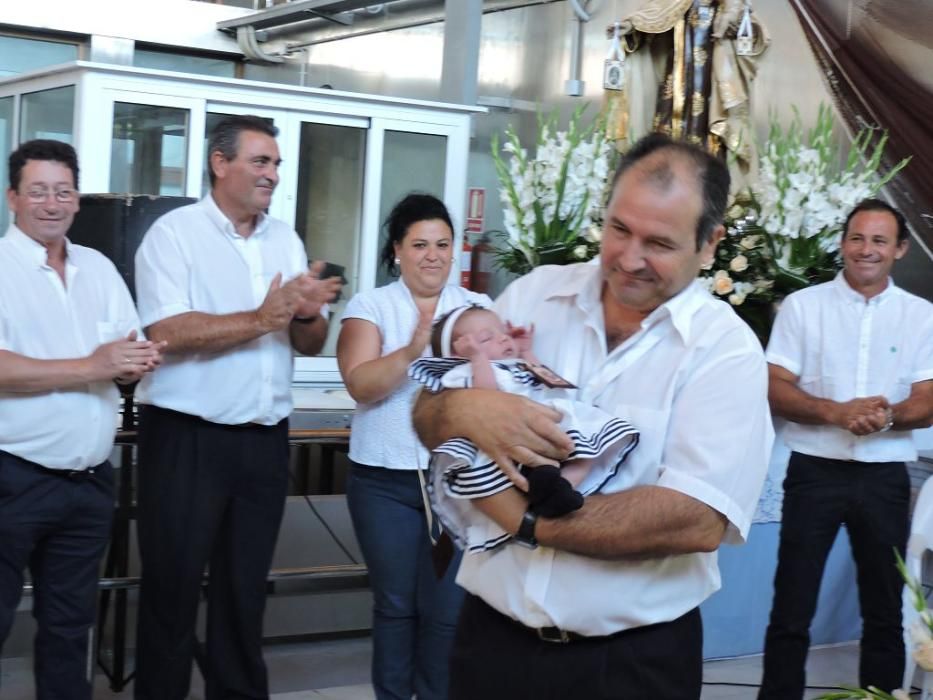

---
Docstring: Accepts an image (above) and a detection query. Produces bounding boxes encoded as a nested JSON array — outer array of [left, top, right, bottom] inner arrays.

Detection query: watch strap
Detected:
[[515, 506, 538, 548]]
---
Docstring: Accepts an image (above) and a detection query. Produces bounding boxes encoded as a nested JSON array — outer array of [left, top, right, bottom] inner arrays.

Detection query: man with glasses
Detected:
[[0, 139, 164, 698]]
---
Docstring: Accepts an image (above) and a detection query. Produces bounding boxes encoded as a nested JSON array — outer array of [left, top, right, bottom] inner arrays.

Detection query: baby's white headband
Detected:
[[438, 304, 476, 357]]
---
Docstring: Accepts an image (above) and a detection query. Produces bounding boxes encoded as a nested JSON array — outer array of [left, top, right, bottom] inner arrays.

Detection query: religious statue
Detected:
[[604, 0, 769, 168]]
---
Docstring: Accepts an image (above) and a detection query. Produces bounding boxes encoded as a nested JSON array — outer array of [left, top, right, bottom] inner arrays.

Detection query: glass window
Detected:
[[20, 86, 75, 144], [110, 103, 188, 195], [293, 121, 367, 356], [0, 35, 78, 78], [0, 97, 13, 234], [134, 49, 236, 78], [376, 130, 447, 287]]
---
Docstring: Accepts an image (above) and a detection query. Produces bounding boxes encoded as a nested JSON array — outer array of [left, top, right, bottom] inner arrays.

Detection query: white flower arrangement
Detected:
[[756, 104, 908, 282], [701, 106, 909, 346], [492, 107, 613, 275], [698, 196, 776, 342]]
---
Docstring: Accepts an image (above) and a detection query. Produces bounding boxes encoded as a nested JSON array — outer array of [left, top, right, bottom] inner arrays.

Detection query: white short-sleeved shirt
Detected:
[[767, 273, 933, 462], [342, 279, 491, 469], [135, 195, 312, 425], [0, 225, 140, 470], [453, 263, 774, 636]]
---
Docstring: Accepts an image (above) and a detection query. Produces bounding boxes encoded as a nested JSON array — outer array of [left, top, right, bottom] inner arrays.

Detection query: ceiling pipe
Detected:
[[236, 0, 564, 48]]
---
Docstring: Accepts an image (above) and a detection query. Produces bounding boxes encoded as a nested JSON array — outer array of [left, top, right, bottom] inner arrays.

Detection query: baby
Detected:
[[409, 305, 639, 553]]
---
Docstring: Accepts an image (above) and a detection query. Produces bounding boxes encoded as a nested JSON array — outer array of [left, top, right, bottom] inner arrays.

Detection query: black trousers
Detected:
[[134, 406, 289, 700], [0, 450, 114, 700], [759, 452, 909, 699], [450, 594, 703, 700]]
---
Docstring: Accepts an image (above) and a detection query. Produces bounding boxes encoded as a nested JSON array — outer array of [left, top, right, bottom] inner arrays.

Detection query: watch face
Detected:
[[516, 508, 538, 548]]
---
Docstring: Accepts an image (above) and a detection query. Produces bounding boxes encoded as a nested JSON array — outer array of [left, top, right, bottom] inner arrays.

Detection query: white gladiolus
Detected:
[[492, 109, 612, 273], [753, 104, 907, 276]]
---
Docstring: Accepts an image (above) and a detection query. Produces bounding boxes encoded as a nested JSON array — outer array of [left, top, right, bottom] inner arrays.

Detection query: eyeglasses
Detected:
[[23, 188, 78, 204]]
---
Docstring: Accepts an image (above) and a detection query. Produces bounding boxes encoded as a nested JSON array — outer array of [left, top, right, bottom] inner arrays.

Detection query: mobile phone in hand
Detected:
[[318, 262, 346, 302]]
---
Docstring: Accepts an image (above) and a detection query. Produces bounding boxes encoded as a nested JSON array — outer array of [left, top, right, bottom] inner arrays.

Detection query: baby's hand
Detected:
[[506, 321, 535, 356], [452, 333, 485, 360]]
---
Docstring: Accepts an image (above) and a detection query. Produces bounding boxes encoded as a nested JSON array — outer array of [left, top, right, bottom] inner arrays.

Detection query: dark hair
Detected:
[[207, 115, 279, 186], [609, 133, 730, 250], [380, 193, 455, 276], [8, 139, 79, 191], [429, 304, 486, 357], [843, 198, 908, 244]]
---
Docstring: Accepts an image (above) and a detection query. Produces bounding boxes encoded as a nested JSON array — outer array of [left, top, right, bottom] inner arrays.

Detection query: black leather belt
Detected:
[[479, 597, 598, 644], [534, 626, 588, 643], [30, 463, 99, 479], [0, 449, 100, 479]]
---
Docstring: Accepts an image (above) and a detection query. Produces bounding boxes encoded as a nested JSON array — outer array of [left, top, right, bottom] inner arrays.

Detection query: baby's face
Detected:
[[454, 310, 518, 359]]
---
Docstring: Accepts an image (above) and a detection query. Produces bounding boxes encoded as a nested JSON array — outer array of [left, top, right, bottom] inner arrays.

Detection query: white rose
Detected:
[[740, 235, 759, 250], [727, 204, 745, 220], [729, 292, 746, 306], [572, 245, 589, 260], [713, 270, 734, 296], [729, 255, 749, 273], [585, 223, 602, 242]]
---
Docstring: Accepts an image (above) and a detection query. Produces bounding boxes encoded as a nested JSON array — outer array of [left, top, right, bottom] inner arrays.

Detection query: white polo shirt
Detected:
[[767, 273, 933, 463], [135, 195, 312, 425], [0, 225, 140, 470], [451, 263, 773, 636]]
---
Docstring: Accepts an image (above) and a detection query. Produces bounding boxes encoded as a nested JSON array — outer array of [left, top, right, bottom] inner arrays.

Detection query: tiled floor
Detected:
[[3, 637, 900, 700]]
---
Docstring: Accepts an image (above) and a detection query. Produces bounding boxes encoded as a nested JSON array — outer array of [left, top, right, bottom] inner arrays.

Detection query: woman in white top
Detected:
[[337, 193, 490, 700]]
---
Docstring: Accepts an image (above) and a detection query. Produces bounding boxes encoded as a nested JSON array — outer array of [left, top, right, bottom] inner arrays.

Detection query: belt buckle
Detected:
[[536, 626, 571, 644]]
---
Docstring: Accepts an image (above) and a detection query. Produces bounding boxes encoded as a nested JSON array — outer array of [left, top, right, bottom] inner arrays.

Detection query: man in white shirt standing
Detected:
[[133, 115, 342, 700], [0, 139, 163, 699], [759, 199, 933, 699], [413, 134, 774, 700]]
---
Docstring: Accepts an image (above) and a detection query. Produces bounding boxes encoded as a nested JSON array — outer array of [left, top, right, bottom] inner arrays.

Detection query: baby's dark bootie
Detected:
[[520, 465, 584, 518]]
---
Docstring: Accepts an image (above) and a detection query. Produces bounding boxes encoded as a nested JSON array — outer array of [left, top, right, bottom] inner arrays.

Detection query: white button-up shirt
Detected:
[[0, 225, 140, 469], [452, 263, 773, 636], [767, 273, 933, 462], [135, 195, 311, 425], [343, 279, 490, 469]]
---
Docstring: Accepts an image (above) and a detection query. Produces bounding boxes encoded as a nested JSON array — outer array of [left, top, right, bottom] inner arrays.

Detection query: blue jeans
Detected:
[[347, 462, 464, 700], [0, 451, 114, 700]]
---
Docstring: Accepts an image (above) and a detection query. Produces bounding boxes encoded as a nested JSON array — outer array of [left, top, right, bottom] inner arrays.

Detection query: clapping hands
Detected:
[[89, 330, 166, 384], [256, 262, 344, 332]]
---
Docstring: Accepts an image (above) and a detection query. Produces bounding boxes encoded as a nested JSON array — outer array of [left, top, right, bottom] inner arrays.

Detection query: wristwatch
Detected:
[[880, 408, 895, 433], [514, 506, 539, 549]]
